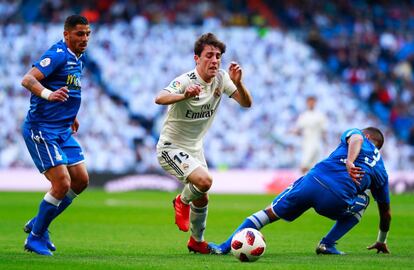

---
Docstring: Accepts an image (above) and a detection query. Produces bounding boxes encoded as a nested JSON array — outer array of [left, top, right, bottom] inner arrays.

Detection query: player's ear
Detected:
[[194, 55, 200, 65]]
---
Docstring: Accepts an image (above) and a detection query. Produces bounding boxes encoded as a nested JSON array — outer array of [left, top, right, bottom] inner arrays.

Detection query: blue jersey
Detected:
[[24, 40, 86, 131], [308, 128, 390, 205]]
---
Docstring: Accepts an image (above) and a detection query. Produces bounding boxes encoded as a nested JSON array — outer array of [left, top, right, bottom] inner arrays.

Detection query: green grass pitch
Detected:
[[0, 190, 413, 270]]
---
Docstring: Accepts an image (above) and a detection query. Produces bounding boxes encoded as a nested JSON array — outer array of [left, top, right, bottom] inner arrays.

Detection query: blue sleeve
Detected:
[[33, 45, 66, 77], [371, 182, 390, 204], [370, 166, 390, 204], [340, 128, 363, 144]]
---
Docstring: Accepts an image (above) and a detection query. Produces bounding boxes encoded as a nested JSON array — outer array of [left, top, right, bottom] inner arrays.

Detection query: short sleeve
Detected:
[[33, 45, 66, 77], [164, 75, 189, 94], [371, 181, 390, 204], [340, 128, 363, 144], [222, 71, 237, 97]]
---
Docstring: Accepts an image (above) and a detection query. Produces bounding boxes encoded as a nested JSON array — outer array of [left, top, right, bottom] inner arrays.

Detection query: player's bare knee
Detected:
[[195, 175, 212, 192], [80, 174, 89, 189], [52, 178, 71, 198]]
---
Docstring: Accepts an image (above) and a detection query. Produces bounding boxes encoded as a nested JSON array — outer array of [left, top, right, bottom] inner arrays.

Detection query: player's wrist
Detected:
[[377, 230, 388, 243], [40, 88, 53, 100]]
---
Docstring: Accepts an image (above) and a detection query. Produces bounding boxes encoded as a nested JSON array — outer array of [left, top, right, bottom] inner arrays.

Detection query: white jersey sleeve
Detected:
[[164, 74, 191, 94], [222, 70, 238, 97]]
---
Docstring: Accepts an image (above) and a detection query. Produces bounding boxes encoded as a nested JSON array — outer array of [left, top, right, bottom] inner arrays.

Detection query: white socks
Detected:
[[181, 183, 204, 204], [190, 204, 208, 242]]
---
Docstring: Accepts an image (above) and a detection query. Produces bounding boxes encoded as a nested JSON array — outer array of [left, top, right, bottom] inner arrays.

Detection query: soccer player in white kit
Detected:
[[295, 96, 328, 174], [155, 33, 252, 254]]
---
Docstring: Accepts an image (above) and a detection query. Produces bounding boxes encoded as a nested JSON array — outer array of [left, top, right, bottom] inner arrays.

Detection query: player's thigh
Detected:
[[271, 177, 312, 221], [22, 126, 68, 173], [157, 144, 204, 184]]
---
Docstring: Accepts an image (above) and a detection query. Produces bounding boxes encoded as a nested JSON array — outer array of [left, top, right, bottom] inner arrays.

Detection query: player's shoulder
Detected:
[[44, 40, 68, 60], [217, 68, 229, 79], [343, 128, 363, 138], [183, 70, 197, 81]]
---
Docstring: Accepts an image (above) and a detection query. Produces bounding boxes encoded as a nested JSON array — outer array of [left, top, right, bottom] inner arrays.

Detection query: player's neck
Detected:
[[195, 68, 213, 84]]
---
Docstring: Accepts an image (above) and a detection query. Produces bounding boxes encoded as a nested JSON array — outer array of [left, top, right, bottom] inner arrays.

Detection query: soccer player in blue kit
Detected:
[[209, 127, 391, 255], [21, 15, 91, 256]]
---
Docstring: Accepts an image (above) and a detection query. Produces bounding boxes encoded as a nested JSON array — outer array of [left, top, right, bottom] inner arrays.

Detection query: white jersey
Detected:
[[296, 109, 327, 146], [158, 68, 237, 152]]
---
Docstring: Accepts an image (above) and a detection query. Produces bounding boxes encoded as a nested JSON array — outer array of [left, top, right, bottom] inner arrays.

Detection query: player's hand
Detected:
[[184, 84, 202, 98], [367, 242, 390, 254], [71, 117, 79, 134], [49, 87, 70, 102], [229, 62, 242, 85], [346, 160, 364, 185]]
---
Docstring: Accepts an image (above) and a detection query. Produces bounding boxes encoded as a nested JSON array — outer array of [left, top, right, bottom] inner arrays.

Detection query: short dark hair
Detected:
[[363, 127, 385, 149], [194, 33, 226, 56], [64, 15, 89, 31]]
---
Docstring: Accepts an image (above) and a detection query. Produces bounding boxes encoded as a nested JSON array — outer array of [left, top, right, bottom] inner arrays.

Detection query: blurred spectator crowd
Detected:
[[0, 0, 413, 173], [266, 0, 414, 144]]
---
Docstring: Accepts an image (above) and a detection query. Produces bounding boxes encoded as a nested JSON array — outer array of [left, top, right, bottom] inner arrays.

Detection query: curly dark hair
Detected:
[[194, 33, 226, 56]]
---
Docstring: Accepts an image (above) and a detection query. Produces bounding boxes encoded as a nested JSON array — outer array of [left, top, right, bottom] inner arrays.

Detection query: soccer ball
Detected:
[[231, 228, 266, 262]]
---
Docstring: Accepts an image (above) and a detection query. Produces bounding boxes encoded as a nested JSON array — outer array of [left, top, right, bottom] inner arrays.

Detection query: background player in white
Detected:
[[155, 32, 252, 254], [294, 95, 328, 173]]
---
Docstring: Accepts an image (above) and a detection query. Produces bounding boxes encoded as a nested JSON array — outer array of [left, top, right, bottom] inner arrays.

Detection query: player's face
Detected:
[[64, 24, 91, 56], [195, 45, 222, 83]]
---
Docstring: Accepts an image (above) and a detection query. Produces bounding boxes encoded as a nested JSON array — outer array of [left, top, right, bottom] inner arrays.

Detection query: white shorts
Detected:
[[301, 145, 321, 169], [156, 140, 207, 183]]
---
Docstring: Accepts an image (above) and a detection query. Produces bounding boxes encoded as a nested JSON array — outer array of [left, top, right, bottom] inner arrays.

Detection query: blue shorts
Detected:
[[271, 175, 351, 221], [22, 124, 85, 173]]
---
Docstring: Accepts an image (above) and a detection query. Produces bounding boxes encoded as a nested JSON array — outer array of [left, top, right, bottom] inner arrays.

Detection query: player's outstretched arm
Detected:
[[21, 67, 69, 102], [155, 85, 201, 105], [368, 202, 391, 254]]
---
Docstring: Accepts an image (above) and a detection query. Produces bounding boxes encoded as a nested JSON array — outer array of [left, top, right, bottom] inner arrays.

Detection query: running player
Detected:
[[21, 15, 91, 256], [155, 32, 253, 253]]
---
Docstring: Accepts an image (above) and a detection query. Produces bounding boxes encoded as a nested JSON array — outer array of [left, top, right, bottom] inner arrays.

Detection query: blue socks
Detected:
[[220, 210, 270, 252], [321, 216, 359, 245], [31, 194, 60, 236], [54, 195, 73, 218], [31, 190, 77, 236]]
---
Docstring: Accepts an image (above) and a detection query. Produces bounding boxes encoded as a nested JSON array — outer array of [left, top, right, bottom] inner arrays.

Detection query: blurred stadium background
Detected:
[[0, 0, 413, 193]]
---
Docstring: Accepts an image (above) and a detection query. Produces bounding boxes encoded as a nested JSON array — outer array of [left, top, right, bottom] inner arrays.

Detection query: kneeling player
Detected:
[[209, 127, 391, 255]]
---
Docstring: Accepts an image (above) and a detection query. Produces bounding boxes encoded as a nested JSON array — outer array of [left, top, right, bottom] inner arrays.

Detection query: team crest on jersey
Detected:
[[170, 81, 181, 90], [182, 163, 189, 171], [40, 57, 51, 67], [214, 87, 221, 98]]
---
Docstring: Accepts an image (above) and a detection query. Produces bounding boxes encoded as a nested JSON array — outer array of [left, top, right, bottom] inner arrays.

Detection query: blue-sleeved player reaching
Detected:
[[21, 15, 91, 256], [209, 127, 391, 255]]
